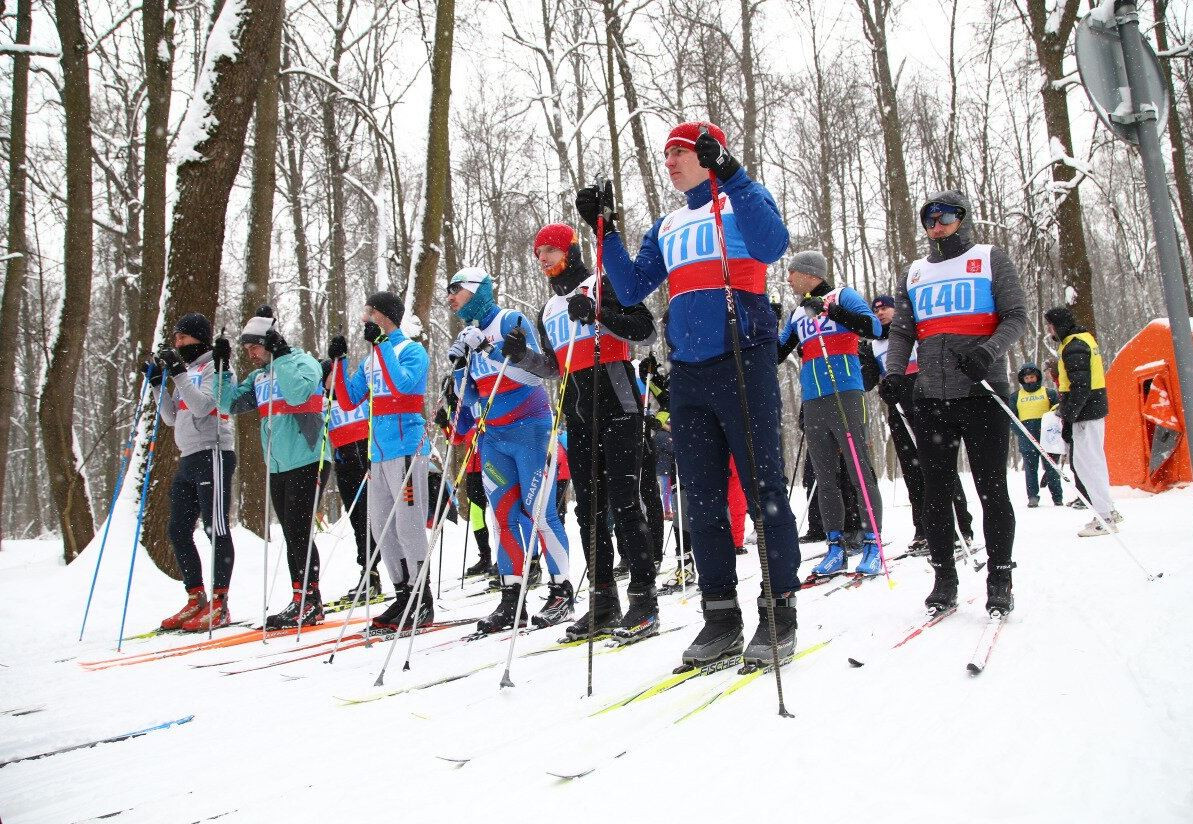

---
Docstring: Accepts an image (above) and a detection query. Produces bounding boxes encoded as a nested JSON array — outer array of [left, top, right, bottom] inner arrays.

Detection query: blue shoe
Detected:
[[812, 534, 847, 577], [856, 535, 882, 577]]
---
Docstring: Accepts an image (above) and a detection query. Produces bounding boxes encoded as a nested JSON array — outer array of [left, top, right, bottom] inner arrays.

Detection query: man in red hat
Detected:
[[575, 121, 799, 669], [506, 223, 660, 644]]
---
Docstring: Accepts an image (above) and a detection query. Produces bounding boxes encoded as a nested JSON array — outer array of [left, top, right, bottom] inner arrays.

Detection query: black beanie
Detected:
[[174, 312, 213, 346], [1044, 306, 1076, 334], [366, 291, 404, 326]]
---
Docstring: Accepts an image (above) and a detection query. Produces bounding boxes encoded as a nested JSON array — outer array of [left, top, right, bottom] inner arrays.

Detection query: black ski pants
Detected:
[[269, 461, 321, 587], [569, 408, 655, 593], [168, 450, 236, 591], [912, 395, 1014, 569], [333, 440, 374, 572], [465, 469, 492, 562], [639, 429, 665, 563]]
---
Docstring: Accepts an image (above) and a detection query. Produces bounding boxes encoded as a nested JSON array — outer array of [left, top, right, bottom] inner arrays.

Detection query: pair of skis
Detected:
[[846, 601, 1006, 675]]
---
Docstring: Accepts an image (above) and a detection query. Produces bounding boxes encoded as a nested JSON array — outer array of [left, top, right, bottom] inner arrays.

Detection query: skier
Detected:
[[151, 313, 237, 632], [508, 222, 659, 643], [779, 251, 885, 578], [320, 358, 380, 606], [1011, 362, 1063, 508], [880, 191, 1027, 615], [1044, 306, 1121, 536], [445, 267, 574, 633], [329, 292, 432, 630], [215, 307, 327, 628], [578, 121, 800, 667]]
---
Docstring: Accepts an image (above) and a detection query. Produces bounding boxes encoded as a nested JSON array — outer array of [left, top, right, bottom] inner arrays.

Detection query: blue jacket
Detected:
[[453, 305, 551, 434], [779, 286, 881, 401], [603, 169, 789, 364], [335, 331, 429, 462]]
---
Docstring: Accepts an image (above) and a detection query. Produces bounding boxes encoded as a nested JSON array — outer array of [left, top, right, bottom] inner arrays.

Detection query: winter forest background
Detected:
[[0, 0, 1190, 577]]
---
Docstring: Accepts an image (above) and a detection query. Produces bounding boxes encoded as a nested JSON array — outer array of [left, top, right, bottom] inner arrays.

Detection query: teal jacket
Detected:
[[217, 349, 325, 473]]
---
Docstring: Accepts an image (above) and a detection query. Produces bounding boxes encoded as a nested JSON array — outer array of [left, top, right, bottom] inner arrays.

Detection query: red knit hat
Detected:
[[664, 121, 726, 155], [533, 223, 576, 255]]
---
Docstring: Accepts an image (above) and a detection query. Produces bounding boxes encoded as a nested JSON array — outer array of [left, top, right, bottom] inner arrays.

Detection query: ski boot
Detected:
[[810, 532, 848, 578], [464, 553, 492, 578], [659, 561, 697, 596], [907, 535, 929, 557], [612, 559, 630, 579], [986, 562, 1015, 616], [799, 531, 827, 544], [333, 568, 382, 608], [1027, 496, 1040, 508], [161, 586, 207, 631], [403, 578, 435, 630], [181, 588, 230, 632], [612, 588, 660, 644], [855, 534, 882, 576], [742, 590, 798, 669], [371, 583, 411, 630], [533, 579, 575, 628], [924, 561, 959, 614], [680, 594, 744, 667], [476, 585, 529, 634], [266, 583, 324, 629], [563, 586, 621, 641]]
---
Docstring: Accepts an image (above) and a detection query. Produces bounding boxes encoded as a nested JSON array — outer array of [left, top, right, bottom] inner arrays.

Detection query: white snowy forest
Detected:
[[0, 0, 1191, 568]]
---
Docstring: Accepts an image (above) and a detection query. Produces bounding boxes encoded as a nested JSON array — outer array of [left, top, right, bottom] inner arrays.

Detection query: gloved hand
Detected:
[[328, 335, 348, 360], [156, 347, 186, 378], [695, 132, 741, 182], [448, 326, 488, 364], [434, 407, 451, 429], [263, 328, 291, 359], [799, 295, 826, 316], [638, 353, 659, 382], [878, 374, 907, 406], [502, 325, 528, 363], [575, 180, 617, 235], [647, 415, 663, 432], [567, 293, 596, 324], [1061, 418, 1072, 444], [212, 336, 232, 372], [363, 321, 385, 345], [141, 360, 164, 388], [441, 373, 458, 407], [958, 346, 993, 383]]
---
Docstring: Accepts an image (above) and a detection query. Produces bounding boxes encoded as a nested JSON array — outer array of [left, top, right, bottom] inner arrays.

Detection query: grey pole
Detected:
[[1115, 1, 1193, 470]]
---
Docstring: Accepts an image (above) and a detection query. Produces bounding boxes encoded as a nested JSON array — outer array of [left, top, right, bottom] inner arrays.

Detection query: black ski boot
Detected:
[[404, 577, 435, 630], [564, 586, 621, 641], [333, 568, 382, 608], [266, 583, 324, 629], [371, 583, 411, 630], [986, 562, 1015, 616], [476, 586, 528, 634], [464, 554, 492, 578], [742, 590, 798, 667], [612, 558, 630, 579], [532, 579, 574, 628], [613, 588, 660, 644], [925, 561, 959, 614], [681, 594, 744, 667]]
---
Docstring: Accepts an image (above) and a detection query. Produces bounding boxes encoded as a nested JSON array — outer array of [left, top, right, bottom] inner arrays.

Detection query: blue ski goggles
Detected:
[[921, 203, 964, 229]]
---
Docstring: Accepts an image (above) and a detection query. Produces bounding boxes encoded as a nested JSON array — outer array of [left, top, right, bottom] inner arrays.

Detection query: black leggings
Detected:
[[333, 441, 374, 571], [887, 403, 973, 538], [168, 450, 236, 591], [269, 461, 321, 587], [465, 469, 491, 561], [912, 395, 1014, 568]]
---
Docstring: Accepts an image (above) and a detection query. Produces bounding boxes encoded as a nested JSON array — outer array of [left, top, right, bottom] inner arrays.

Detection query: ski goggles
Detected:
[[446, 282, 466, 296], [921, 203, 964, 229]]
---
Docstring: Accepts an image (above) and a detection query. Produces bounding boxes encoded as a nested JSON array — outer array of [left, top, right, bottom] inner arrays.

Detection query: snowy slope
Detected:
[[0, 478, 1190, 824]]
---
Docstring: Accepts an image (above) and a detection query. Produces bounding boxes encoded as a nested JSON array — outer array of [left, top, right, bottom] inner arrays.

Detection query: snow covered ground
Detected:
[[1, 476, 1190, 824]]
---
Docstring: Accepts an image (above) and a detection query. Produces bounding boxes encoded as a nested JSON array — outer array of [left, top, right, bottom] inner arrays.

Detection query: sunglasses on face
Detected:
[[447, 283, 465, 296], [922, 205, 962, 229]]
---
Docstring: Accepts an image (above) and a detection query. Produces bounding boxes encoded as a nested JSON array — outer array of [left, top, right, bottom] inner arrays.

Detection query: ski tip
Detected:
[[966, 662, 982, 675], [547, 769, 594, 781], [847, 657, 864, 668], [437, 755, 471, 766]]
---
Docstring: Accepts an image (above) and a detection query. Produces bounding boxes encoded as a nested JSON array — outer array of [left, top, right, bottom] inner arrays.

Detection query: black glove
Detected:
[[638, 353, 659, 382], [958, 346, 993, 383], [799, 295, 826, 316], [442, 373, 458, 407], [575, 180, 617, 235], [647, 415, 663, 432], [1061, 418, 1072, 444], [212, 336, 231, 372], [878, 374, 907, 406], [363, 321, 385, 345], [502, 325, 528, 363], [567, 294, 596, 324], [157, 347, 186, 378], [141, 360, 164, 388], [695, 131, 741, 182], [263, 328, 291, 359], [328, 335, 348, 360], [434, 407, 451, 429]]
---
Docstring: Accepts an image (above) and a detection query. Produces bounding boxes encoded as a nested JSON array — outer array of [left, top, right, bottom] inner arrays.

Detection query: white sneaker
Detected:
[[1109, 510, 1124, 524], [1077, 517, 1117, 537]]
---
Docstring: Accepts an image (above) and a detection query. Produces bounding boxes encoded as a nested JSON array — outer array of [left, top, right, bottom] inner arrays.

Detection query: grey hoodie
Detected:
[[884, 190, 1027, 400], [155, 350, 236, 456]]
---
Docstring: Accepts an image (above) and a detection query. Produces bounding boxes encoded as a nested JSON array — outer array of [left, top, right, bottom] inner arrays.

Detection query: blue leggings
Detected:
[[480, 419, 569, 583]]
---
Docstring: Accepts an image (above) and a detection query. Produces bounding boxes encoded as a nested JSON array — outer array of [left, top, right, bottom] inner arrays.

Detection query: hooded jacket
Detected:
[[885, 190, 1028, 399], [1047, 308, 1108, 422]]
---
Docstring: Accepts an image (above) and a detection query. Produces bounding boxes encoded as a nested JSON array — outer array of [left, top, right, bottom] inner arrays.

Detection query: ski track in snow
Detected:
[[1, 479, 1191, 823]]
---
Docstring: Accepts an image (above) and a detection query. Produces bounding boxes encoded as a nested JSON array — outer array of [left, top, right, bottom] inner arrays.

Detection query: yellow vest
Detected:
[[1057, 332, 1105, 392], [1016, 388, 1052, 421]]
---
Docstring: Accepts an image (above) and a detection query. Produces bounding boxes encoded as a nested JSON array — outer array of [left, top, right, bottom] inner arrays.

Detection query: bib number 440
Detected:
[[915, 279, 975, 318]]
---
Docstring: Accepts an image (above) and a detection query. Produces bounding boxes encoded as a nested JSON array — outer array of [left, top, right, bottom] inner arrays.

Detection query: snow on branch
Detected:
[[0, 43, 60, 57], [174, 0, 249, 166]]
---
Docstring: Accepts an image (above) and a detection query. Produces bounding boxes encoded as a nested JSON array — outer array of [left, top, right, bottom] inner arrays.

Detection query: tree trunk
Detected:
[[738, 0, 758, 175], [279, 49, 316, 352], [1154, 0, 1193, 310], [601, 0, 624, 211], [410, 0, 456, 325], [0, 0, 33, 545], [142, 0, 283, 574], [606, 2, 660, 216], [41, 0, 97, 561]]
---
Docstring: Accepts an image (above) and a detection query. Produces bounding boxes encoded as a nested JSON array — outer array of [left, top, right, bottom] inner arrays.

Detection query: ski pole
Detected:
[[980, 380, 1161, 581], [458, 504, 472, 588], [115, 383, 165, 651], [261, 356, 277, 642], [586, 187, 608, 698], [674, 466, 689, 602], [79, 363, 154, 642], [808, 313, 891, 587], [208, 328, 228, 640], [296, 358, 336, 641], [707, 163, 792, 717]]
